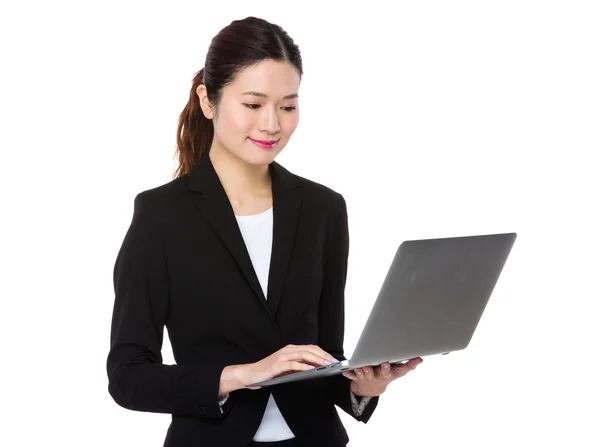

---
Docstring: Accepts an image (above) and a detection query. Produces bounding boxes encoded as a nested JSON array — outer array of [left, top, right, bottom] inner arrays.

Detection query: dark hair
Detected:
[[173, 17, 303, 179]]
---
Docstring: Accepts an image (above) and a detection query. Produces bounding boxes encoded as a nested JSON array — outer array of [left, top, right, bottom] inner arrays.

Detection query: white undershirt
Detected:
[[235, 206, 296, 442]]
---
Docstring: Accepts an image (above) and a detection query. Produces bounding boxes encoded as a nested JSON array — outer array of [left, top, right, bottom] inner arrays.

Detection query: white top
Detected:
[[235, 206, 296, 442]]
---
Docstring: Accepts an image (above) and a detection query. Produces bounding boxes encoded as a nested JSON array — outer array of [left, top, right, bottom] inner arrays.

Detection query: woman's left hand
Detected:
[[342, 357, 423, 397]]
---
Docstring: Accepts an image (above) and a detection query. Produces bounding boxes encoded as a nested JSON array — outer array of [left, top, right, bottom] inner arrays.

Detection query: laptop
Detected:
[[247, 232, 517, 388]]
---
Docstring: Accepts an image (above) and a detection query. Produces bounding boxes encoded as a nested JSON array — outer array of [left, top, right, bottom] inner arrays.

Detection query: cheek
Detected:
[[281, 114, 299, 135], [217, 104, 254, 137], [231, 114, 255, 134]]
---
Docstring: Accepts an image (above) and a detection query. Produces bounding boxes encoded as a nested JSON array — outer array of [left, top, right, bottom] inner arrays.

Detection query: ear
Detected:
[[196, 84, 214, 119]]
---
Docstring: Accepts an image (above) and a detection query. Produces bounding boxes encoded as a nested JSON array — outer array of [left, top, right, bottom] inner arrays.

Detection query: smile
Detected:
[[249, 138, 279, 149]]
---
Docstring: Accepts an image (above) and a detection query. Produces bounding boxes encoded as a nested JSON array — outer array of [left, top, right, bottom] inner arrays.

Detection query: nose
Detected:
[[258, 106, 281, 135]]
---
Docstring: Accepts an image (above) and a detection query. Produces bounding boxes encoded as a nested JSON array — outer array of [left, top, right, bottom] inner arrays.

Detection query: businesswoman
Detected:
[[107, 16, 422, 447]]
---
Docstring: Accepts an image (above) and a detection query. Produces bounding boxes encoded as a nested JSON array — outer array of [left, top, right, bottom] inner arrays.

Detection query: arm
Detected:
[[107, 192, 233, 419], [319, 194, 379, 423]]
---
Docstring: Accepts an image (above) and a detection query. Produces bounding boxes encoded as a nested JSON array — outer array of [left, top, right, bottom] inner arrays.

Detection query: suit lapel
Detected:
[[266, 160, 302, 318], [187, 152, 302, 325]]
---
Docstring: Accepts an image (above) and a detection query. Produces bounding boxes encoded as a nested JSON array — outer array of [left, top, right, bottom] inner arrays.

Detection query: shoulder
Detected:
[[129, 175, 187, 221], [278, 163, 347, 215], [131, 162, 348, 217]]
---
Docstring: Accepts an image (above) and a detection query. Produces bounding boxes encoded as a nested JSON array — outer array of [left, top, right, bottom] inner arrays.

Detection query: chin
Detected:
[[250, 154, 278, 166], [224, 140, 286, 167], [244, 149, 282, 166]]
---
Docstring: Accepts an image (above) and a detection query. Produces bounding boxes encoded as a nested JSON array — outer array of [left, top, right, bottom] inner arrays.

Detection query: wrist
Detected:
[[220, 364, 247, 396], [350, 382, 364, 397], [351, 381, 381, 397]]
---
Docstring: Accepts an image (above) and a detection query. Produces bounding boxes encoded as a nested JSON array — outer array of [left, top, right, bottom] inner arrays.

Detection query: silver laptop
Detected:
[[247, 232, 517, 388]]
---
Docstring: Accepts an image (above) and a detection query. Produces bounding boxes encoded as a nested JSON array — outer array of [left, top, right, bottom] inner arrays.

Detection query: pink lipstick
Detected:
[[249, 138, 278, 149]]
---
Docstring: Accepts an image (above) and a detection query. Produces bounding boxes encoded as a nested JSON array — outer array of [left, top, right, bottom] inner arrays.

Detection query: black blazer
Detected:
[[107, 153, 379, 446]]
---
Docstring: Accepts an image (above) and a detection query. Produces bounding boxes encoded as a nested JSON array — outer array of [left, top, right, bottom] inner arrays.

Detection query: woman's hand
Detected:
[[343, 357, 423, 397], [240, 344, 338, 390]]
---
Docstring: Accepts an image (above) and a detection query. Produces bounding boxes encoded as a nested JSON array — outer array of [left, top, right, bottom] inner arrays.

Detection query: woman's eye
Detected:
[[243, 104, 297, 112]]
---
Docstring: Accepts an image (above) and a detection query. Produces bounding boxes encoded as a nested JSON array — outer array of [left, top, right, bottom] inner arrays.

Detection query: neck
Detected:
[[208, 145, 272, 200]]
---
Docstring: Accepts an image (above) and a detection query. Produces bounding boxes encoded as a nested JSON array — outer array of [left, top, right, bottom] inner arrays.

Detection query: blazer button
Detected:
[[198, 406, 206, 415]]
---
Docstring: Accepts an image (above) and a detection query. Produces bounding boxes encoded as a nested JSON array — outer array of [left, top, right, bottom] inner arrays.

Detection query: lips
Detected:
[[250, 138, 278, 144], [249, 138, 279, 149]]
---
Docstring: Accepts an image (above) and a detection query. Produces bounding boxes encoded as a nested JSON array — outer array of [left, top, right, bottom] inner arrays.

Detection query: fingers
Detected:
[[362, 366, 375, 381], [253, 345, 343, 387], [342, 371, 357, 380], [351, 366, 376, 382], [281, 350, 332, 368], [283, 344, 337, 365], [305, 344, 338, 364], [379, 362, 393, 380], [352, 368, 365, 381], [343, 362, 399, 382], [273, 360, 316, 376], [269, 344, 341, 381], [392, 357, 423, 377]]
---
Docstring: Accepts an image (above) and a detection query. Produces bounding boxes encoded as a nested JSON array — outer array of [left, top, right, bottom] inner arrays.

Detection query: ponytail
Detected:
[[173, 68, 214, 178]]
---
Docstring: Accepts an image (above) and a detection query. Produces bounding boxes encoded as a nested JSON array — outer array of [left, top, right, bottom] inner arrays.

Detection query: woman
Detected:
[[107, 16, 422, 447]]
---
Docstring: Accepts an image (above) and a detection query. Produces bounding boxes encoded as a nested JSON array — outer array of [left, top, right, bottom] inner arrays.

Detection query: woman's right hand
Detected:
[[240, 344, 338, 390]]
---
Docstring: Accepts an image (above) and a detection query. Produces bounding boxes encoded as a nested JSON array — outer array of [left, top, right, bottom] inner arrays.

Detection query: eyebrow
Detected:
[[242, 91, 299, 100]]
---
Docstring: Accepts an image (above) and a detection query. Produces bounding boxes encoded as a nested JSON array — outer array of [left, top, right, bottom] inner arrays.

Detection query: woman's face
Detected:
[[197, 59, 300, 167]]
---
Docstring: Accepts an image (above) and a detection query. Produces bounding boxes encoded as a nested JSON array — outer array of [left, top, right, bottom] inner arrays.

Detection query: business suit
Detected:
[[107, 152, 379, 446]]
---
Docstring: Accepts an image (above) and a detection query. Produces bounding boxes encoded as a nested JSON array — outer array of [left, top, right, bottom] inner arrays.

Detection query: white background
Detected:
[[1, 1, 599, 446]]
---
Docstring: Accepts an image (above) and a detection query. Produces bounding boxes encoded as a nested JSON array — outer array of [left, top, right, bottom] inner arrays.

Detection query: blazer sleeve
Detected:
[[319, 194, 379, 423], [106, 192, 232, 419]]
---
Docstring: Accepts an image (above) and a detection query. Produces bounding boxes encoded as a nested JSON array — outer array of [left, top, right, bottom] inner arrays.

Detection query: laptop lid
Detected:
[[350, 232, 517, 367]]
